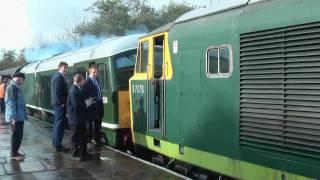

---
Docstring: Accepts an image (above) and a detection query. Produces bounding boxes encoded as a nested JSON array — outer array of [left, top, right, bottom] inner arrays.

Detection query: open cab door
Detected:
[[130, 33, 173, 142]]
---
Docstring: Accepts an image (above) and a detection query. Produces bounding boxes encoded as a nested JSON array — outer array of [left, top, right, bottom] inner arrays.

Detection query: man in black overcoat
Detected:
[[67, 74, 88, 160], [82, 63, 104, 146]]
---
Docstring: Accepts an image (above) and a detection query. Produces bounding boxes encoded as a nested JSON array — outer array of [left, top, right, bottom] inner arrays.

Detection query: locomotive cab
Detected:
[[130, 31, 173, 146]]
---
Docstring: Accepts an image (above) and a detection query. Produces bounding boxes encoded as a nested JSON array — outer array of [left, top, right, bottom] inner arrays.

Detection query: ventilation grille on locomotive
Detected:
[[240, 21, 320, 159]]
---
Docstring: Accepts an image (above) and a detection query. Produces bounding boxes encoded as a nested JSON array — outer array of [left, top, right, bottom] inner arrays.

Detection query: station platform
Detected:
[[0, 113, 185, 180]]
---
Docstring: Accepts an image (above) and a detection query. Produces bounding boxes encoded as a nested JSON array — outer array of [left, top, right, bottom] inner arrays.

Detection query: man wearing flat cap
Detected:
[[5, 72, 27, 161]]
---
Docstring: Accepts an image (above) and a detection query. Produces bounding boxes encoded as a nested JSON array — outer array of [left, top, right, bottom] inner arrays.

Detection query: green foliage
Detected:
[[158, 1, 195, 26], [126, 0, 159, 31], [0, 49, 26, 71], [74, 0, 196, 37], [1, 49, 16, 64], [88, 0, 131, 36]]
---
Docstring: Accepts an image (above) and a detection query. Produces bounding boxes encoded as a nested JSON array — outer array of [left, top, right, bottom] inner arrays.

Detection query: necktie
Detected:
[[93, 79, 102, 101]]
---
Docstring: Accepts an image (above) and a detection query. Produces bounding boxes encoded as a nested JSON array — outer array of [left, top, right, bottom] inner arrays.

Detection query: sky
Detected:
[[0, 0, 213, 51]]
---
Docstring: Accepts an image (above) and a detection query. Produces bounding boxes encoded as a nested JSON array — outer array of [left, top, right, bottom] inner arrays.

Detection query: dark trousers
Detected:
[[11, 122, 24, 156], [87, 118, 102, 143], [0, 98, 5, 113], [70, 123, 87, 157], [94, 118, 102, 142], [52, 105, 67, 148]]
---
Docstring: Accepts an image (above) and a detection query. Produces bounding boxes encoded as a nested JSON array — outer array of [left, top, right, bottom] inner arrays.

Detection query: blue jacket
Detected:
[[51, 72, 68, 106], [5, 80, 27, 122]]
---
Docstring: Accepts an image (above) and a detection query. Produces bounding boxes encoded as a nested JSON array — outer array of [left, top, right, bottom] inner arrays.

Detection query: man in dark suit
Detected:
[[67, 74, 88, 160], [82, 63, 104, 146], [51, 61, 69, 152]]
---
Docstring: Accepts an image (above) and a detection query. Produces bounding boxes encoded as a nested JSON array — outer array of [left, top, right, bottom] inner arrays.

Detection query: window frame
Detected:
[[135, 41, 149, 74], [97, 63, 106, 90], [206, 44, 233, 78], [76, 67, 87, 79], [135, 42, 142, 73], [153, 44, 164, 79], [114, 51, 136, 88]]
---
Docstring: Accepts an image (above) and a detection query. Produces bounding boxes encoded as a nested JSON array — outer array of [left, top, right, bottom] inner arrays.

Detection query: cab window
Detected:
[[76, 67, 87, 78], [154, 35, 164, 79], [135, 41, 149, 73], [115, 51, 136, 88], [97, 63, 106, 89]]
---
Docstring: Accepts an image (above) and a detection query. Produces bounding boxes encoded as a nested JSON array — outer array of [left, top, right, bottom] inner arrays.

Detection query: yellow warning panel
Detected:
[[118, 90, 131, 129]]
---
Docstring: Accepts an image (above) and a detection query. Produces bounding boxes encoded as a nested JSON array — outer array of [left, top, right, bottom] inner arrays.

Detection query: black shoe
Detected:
[[56, 146, 70, 153], [87, 138, 94, 144], [10, 155, 24, 161], [16, 152, 25, 157], [62, 146, 70, 153], [72, 150, 80, 157], [79, 151, 91, 161], [55, 147, 62, 152], [83, 152, 91, 157], [94, 140, 104, 147], [79, 154, 87, 161]]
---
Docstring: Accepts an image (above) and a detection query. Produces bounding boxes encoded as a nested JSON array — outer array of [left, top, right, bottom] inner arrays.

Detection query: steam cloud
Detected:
[[24, 34, 106, 62], [24, 25, 149, 63], [125, 24, 149, 36]]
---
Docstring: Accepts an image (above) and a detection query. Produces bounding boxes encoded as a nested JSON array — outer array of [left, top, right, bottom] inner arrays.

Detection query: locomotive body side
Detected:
[[130, 0, 320, 179]]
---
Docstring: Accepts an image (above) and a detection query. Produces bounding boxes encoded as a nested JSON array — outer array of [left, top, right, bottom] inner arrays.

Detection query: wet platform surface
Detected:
[[0, 113, 183, 180]]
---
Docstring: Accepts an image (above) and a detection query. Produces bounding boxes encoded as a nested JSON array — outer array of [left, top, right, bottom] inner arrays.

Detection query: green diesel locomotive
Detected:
[[20, 34, 144, 148], [130, 0, 320, 179]]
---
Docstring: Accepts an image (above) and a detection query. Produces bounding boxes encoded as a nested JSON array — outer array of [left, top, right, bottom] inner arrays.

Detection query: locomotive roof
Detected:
[[175, 0, 249, 23], [19, 62, 39, 74], [0, 66, 21, 76], [175, 0, 268, 23], [145, 0, 267, 35], [21, 34, 144, 73], [142, 23, 174, 37]]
